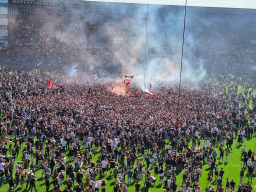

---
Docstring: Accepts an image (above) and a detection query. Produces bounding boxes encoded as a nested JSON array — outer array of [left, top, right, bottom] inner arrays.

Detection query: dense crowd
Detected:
[[0, 66, 255, 192]]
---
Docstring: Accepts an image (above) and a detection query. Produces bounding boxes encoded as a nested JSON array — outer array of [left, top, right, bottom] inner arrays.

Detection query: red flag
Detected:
[[125, 81, 130, 86], [124, 75, 134, 86], [48, 80, 53, 88]]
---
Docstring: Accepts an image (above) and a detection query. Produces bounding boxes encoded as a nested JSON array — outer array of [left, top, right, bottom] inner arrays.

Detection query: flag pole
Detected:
[[179, 0, 188, 96], [144, 0, 148, 91]]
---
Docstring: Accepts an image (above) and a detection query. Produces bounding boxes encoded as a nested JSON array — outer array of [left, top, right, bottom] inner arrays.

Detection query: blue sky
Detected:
[[85, 0, 256, 9]]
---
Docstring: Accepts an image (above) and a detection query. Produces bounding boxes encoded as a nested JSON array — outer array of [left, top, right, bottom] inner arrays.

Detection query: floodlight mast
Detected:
[[179, 0, 188, 96], [144, 0, 148, 91]]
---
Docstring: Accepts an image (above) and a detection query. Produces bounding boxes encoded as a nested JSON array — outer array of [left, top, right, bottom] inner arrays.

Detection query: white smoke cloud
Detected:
[[31, 3, 212, 89]]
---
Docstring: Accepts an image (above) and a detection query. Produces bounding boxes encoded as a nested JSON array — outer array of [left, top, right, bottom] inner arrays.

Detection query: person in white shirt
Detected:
[[16, 162, 21, 171], [186, 129, 190, 136], [247, 159, 252, 167], [79, 168, 85, 175], [119, 172, 125, 182], [87, 167, 93, 175], [28, 170, 34, 177], [0, 161, 5, 170], [166, 178, 171, 189], [71, 141, 76, 147], [122, 182, 128, 192], [58, 170, 65, 186], [63, 156, 66, 165], [241, 145, 246, 158], [95, 179, 102, 190], [61, 139, 66, 152], [203, 141, 207, 150], [86, 141, 91, 151], [206, 140, 210, 148], [101, 160, 108, 175], [91, 179, 96, 190], [112, 139, 118, 152], [25, 153, 30, 161], [242, 129, 246, 136]]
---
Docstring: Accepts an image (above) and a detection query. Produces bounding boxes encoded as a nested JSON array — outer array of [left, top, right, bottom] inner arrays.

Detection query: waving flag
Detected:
[[150, 78, 154, 90], [48, 80, 53, 88], [151, 78, 154, 85], [124, 75, 134, 86]]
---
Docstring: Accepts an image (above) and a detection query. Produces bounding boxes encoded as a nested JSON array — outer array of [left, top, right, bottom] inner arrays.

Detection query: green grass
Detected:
[[2, 135, 256, 192]]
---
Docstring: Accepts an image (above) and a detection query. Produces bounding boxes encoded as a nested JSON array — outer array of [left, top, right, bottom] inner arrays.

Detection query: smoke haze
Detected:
[[11, 2, 256, 89]]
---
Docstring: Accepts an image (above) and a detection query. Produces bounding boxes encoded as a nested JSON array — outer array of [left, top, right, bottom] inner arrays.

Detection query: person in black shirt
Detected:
[[247, 183, 252, 192], [243, 155, 248, 167], [172, 181, 177, 192], [239, 167, 244, 183], [230, 178, 236, 191], [76, 171, 82, 185], [247, 165, 253, 182], [69, 169, 75, 183], [14, 170, 20, 188], [218, 184, 224, 192], [237, 184, 243, 192], [45, 174, 50, 192], [225, 178, 230, 192], [8, 176, 15, 191], [219, 147, 224, 163], [217, 177, 222, 189], [30, 176, 38, 192], [12, 150, 17, 162], [110, 159, 116, 176], [0, 169, 4, 185], [158, 156, 163, 167], [209, 186, 215, 192], [166, 158, 171, 170], [67, 178, 73, 189], [248, 149, 253, 159], [114, 183, 121, 192], [146, 157, 150, 169], [219, 168, 224, 181], [54, 183, 60, 192], [75, 184, 82, 192]]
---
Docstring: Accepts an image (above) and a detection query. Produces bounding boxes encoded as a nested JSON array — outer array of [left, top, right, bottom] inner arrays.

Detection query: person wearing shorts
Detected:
[[207, 170, 213, 186], [110, 159, 115, 176], [159, 167, 164, 185], [214, 165, 219, 180], [101, 160, 108, 175], [135, 180, 141, 192], [239, 168, 244, 183]]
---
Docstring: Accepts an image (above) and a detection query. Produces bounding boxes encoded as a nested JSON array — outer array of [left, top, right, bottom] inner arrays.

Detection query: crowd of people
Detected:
[[0, 3, 255, 192], [0, 65, 255, 192]]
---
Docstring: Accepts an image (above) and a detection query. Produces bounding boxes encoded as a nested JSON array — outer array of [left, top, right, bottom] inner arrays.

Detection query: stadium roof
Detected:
[[83, 0, 256, 9]]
